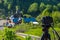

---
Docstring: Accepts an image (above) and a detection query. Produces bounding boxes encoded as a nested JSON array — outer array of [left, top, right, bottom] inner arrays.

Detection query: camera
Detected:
[[41, 16, 60, 40], [41, 16, 53, 28]]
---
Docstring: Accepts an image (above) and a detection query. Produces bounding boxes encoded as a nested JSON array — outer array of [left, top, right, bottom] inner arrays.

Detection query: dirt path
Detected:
[[16, 33, 41, 40], [0, 20, 6, 30]]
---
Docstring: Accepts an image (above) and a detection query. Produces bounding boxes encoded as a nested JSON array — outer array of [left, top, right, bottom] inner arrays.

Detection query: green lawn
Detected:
[[1, 23, 60, 40], [24, 28, 60, 40], [0, 30, 4, 40]]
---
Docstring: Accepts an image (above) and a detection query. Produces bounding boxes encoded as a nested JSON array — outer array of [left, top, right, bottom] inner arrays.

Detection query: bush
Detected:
[[4, 28, 21, 40], [26, 36, 31, 40]]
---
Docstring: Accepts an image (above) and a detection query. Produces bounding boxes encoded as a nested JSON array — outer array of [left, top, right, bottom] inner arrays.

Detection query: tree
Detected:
[[8, 3, 11, 10], [52, 11, 60, 24], [4, 28, 21, 40], [57, 3, 60, 11], [53, 5, 58, 11], [39, 2, 46, 12], [16, 5, 19, 11], [57, 3, 60, 7], [46, 4, 52, 13], [4, 0, 8, 5], [28, 2, 38, 13], [46, 4, 52, 9], [36, 8, 50, 22]]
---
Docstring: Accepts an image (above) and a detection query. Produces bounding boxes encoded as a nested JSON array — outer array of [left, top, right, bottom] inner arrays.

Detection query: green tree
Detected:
[[57, 3, 60, 7], [53, 5, 58, 11], [36, 4, 52, 21], [16, 5, 19, 11], [28, 2, 38, 13], [52, 11, 60, 24], [57, 3, 60, 11], [36, 8, 50, 21], [46, 4, 52, 9], [39, 2, 46, 12], [4, 0, 8, 5], [8, 3, 11, 10], [4, 28, 21, 40]]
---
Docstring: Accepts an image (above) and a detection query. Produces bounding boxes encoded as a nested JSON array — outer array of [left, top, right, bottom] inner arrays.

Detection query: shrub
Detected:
[[4, 28, 21, 40]]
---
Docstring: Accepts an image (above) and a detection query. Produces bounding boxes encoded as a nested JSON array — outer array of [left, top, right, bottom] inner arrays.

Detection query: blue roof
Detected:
[[24, 18, 30, 23], [30, 18, 36, 22], [24, 17, 36, 23]]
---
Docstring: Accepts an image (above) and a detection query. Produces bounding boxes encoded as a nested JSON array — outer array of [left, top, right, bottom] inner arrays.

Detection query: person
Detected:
[[13, 13, 22, 24], [18, 12, 23, 24], [6, 19, 15, 28], [7, 19, 12, 28], [9, 15, 14, 22], [13, 17, 19, 24], [18, 17, 22, 24]]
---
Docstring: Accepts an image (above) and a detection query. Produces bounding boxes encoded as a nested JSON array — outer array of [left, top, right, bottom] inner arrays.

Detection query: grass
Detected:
[[24, 27, 60, 40], [6, 23, 60, 37], [0, 30, 4, 40], [25, 28, 42, 36], [16, 36, 26, 40], [24, 27, 60, 35], [1, 23, 60, 40]]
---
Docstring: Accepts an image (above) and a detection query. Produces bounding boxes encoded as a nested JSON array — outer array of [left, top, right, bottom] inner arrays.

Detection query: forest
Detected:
[[0, 0, 60, 17]]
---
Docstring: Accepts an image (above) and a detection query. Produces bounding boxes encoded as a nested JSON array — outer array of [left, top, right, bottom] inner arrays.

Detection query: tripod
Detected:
[[41, 26, 60, 40], [41, 27, 51, 40], [41, 16, 60, 40]]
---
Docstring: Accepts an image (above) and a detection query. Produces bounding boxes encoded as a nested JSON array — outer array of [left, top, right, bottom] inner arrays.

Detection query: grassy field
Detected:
[[0, 23, 60, 40], [9, 23, 60, 40]]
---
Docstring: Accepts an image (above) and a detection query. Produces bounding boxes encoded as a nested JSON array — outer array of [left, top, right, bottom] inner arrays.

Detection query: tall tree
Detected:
[[39, 2, 46, 12], [28, 2, 38, 13]]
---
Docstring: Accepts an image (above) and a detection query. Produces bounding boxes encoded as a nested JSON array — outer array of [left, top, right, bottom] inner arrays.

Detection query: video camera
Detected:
[[41, 16, 60, 40], [41, 16, 53, 28]]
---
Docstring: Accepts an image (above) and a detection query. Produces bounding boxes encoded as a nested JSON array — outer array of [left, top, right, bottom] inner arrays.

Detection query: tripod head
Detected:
[[41, 16, 53, 32], [41, 16, 53, 28]]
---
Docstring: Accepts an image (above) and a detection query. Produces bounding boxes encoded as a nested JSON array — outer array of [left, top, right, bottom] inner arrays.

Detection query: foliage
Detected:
[[26, 36, 31, 40], [53, 5, 58, 11], [36, 8, 50, 21], [25, 28, 42, 36], [0, 0, 60, 17], [57, 3, 60, 7], [16, 5, 19, 11], [0, 30, 4, 40], [8, 3, 11, 10], [28, 2, 38, 13], [4, 28, 21, 40], [45, 4, 52, 10], [39, 2, 46, 12], [52, 11, 60, 24], [23, 14, 31, 17]]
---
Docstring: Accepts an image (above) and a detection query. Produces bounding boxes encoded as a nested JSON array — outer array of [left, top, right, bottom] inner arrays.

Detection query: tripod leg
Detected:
[[47, 33, 51, 40], [51, 27, 60, 40], [41, 33, 51, 40], [52, 30, 56, 40], [41, 33, 45, 40]]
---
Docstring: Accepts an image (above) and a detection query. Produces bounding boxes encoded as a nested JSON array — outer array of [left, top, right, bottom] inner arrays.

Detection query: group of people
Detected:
[[6, 13, 22, 28]]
